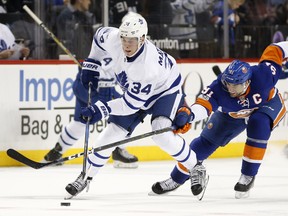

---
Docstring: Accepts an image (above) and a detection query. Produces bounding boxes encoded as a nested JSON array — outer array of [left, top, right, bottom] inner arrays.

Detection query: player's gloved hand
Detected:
[[80, 58, 101, 90], [173, 106, 195, 134], [80, 100, 111, 124]]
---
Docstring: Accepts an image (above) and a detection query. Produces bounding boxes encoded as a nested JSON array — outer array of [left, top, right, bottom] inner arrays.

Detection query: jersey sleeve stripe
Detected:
[[126, 91, 146, 102], [259, 45, 283, 66], [267, 88, 276, 101], [272, 93, 286, 129], [143, 74, 182, 108], [93, 27, 106, 51], [195, 98, 213, 115], [123, 96, 140, 110], [274, 41, 288, 58], [93, 36, 106, 51]]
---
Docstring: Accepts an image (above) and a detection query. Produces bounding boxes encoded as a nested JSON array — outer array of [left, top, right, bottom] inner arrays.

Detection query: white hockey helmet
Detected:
[[121, 11, 141, 23], [119, 13, 148, 40]]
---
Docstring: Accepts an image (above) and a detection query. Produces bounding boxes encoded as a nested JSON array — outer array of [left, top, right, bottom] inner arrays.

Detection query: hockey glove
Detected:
[[173, 106, 194, 134], [80, 58, 102, 90], [80, 100, 111, 124]]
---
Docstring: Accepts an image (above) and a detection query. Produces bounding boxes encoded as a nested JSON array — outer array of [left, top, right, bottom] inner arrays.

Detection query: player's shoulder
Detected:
[[250, 61, 281, 88], [93, 27, 120, 50], [252, 61, 281, 76], [0, 23, 10, 33], [95, 27, 119, 41], [250, 63, 268, 80], [145, 40, 176, 63]]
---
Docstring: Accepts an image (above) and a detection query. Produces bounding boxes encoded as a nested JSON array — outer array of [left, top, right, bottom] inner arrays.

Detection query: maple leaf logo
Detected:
[[116, 71, 129, 91]]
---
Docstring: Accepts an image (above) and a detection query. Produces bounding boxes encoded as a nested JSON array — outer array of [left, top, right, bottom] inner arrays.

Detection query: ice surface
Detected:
[[1, 145, 288, 216]]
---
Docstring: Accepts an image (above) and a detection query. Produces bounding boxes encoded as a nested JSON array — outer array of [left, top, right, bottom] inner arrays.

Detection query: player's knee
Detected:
[[247, 112, 271, 139], [190, 136, 219, 160], [249, 112, 270, 127], [66, 120, 86, 137]]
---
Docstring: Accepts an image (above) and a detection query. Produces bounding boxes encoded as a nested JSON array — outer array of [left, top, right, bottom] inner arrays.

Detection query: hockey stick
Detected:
[[81, 82, 92, 178], [23, 5, 115, 89], [7, 126, 175, 169], [22, 5, 81, 67], [212, 65, 222, 76]]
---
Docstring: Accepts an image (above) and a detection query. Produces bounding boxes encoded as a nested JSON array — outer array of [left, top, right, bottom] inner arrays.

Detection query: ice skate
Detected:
[[42, 143, 64, 165], [234, 174, 255, 199], [65, 172, 93, 199], [190, 163, 209, 201], [150, 177, 181, 195], [112, 147, 138, 168]]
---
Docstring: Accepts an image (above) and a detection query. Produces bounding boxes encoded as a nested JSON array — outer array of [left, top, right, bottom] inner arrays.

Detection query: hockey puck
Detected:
[[61, 202, 71, 206]]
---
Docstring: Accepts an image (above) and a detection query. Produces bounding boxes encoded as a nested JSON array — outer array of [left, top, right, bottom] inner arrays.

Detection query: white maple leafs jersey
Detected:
[[88, 27, 183, 116]]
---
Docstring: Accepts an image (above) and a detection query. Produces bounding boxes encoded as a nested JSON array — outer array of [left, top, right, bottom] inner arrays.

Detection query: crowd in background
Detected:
[[1, 0, 288, 60]]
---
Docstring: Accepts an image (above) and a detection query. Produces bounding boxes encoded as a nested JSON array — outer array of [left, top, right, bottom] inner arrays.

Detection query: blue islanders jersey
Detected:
[[195, 43, 286, 128]]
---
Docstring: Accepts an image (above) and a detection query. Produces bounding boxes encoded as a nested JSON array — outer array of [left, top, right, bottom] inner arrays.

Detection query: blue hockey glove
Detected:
[[80, 58, 102, 90], [173, 106, 195, 134], [80, 100, 111, 124]]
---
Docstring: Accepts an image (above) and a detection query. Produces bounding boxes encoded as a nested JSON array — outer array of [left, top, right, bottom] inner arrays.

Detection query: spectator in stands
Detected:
[[142, 0, 173, 39], [211, 0, 245, 58], [0, 0, 34, 13], [274, 0, 288, 41], [0, 0, 35, 58], [0, 22, 30, 59], [109, 0, 143, 26], [276, 0, 288, 25], [45, 0, 70, 59], [56, 0, 96, 59], [169, 0, 215, 59]]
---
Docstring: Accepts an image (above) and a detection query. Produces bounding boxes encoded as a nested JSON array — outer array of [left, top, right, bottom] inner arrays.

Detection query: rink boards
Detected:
[[1, 60, 288, 166]]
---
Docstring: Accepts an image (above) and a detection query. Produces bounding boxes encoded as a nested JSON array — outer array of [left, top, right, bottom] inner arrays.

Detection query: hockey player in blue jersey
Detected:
[[152, 41, 288, 199], [64, 13, 200, 198]]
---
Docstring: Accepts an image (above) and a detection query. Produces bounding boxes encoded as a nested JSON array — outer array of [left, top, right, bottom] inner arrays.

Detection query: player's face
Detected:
[[228, 0, 244, 9], [79, 0, 91, 11], [120, 36, 139, 57], [225, 80, 250, 97]]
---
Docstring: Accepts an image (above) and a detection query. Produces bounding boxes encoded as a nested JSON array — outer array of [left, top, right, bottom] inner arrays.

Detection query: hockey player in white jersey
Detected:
[[42, 64, 139, 168], [65, 13, 201, 198]]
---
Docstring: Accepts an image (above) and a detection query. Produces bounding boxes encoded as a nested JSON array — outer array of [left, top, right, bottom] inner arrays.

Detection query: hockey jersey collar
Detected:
[[126, 43, 145, 63]]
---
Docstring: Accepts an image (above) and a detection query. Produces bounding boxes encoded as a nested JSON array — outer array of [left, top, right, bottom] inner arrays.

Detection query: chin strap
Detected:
[[241, 80, 251, 95]]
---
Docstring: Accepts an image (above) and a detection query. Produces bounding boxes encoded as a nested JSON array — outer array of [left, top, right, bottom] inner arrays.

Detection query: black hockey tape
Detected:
[[212, 65, 222, 76], [61, 202, 71, 206]]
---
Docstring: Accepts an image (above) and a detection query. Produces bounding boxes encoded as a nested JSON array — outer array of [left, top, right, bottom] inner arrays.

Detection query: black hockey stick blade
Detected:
[[6, 126, 175, 169], [6, 148, 69, 169], [212, 65, 222, 76]]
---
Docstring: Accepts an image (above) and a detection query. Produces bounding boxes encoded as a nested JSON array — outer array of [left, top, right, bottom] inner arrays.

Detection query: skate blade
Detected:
[[235, 191, 250, 199], [196, 175, 209, 201], [113, 161, 138, 169], [148, 191, 159, 196], [64, 193, 75, 200]]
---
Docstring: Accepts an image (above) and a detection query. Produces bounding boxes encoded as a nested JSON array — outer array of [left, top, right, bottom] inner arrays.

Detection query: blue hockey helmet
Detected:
[[221, 60, 252, 85]]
